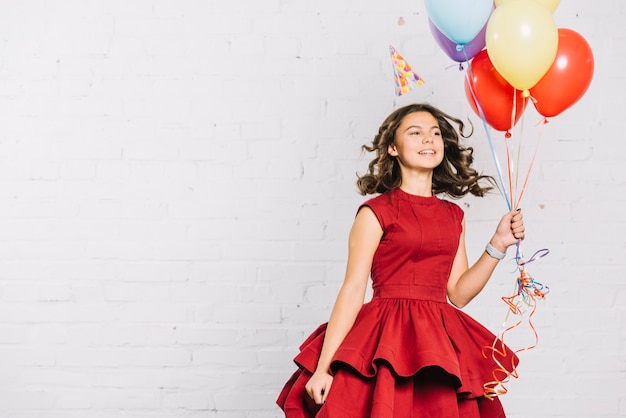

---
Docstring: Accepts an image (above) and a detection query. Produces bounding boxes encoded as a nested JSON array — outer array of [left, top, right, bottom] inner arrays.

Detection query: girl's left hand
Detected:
[[492, 209, 525, 252]]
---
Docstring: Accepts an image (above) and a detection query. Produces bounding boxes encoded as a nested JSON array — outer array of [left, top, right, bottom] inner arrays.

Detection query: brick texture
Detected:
[[0, 0, 623, 417]]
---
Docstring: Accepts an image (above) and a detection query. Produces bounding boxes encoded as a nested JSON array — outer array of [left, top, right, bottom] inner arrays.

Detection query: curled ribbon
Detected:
[[482, 247, 550, 399]]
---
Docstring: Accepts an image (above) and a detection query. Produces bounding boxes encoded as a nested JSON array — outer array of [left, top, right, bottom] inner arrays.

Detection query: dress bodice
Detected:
[[360, 188, 464, 302]]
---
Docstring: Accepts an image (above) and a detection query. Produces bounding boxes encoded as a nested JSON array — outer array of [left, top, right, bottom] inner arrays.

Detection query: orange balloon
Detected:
[[530, 29, 594, 117]]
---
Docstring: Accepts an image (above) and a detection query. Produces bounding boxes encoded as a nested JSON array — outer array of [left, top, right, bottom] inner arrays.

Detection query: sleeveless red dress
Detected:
[[277, 188, 518, 418]]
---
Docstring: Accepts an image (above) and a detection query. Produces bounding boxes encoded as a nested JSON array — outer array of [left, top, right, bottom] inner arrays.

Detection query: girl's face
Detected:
[[388, 111, 445, 172]]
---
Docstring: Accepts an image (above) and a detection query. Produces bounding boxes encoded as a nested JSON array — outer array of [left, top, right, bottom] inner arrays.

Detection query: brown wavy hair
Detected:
[[356, 103, 494, 198]]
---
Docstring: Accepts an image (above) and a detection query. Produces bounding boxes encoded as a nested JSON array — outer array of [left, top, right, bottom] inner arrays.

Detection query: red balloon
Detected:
[[464, 50, 528, 132], [530, 28, 594, 118]]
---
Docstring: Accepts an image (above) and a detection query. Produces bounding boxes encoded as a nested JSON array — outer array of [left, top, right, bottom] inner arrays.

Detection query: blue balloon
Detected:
[[424, 0, 493, 44]]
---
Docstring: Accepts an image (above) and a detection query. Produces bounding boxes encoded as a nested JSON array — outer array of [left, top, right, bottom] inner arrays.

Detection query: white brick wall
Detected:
[[0, 0, 623, 417]]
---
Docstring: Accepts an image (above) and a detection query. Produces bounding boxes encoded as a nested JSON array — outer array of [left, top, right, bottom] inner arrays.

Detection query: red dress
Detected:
[[277, 188, 518, 418]]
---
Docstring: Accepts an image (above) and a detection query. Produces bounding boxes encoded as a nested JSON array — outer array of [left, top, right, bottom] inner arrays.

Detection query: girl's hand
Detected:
[[491, 209, 525, 252], [305, 370, 333, 405]]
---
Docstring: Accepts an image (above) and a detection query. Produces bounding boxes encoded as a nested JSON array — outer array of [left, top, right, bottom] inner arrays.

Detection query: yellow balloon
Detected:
[[494, 0, 560, 12], [486, 0, 558, 93]]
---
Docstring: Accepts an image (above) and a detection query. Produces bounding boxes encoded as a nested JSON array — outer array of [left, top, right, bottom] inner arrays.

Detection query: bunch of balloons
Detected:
[[425, 0, 594, 132]]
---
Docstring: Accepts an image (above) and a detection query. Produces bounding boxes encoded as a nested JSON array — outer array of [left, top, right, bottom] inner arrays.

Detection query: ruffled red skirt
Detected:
[[277, 298, 518, 418]]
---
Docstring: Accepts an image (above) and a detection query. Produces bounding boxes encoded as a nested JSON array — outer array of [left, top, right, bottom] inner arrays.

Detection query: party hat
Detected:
[[390, 45, 425, 96]]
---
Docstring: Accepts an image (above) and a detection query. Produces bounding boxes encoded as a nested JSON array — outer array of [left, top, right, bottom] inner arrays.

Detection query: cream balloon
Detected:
[[494, 0, 560, 13], [486, 0, 558, 94]]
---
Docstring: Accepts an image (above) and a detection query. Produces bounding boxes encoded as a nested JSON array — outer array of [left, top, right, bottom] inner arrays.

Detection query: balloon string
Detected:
[[505, 142, 514, 210], [462, 46, 512, 211], [454, 42, 474, 70], [509, 88, 517, 139], [503, 111, 546, 210], [504, 93, 522, 210], [482, 246, 550, 399], [514, 112, 523, 207], [483, 119, 550, 398], [514, 118, 547, 206], [485, 92, 548, 397], [461, 47, 550, 399]]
